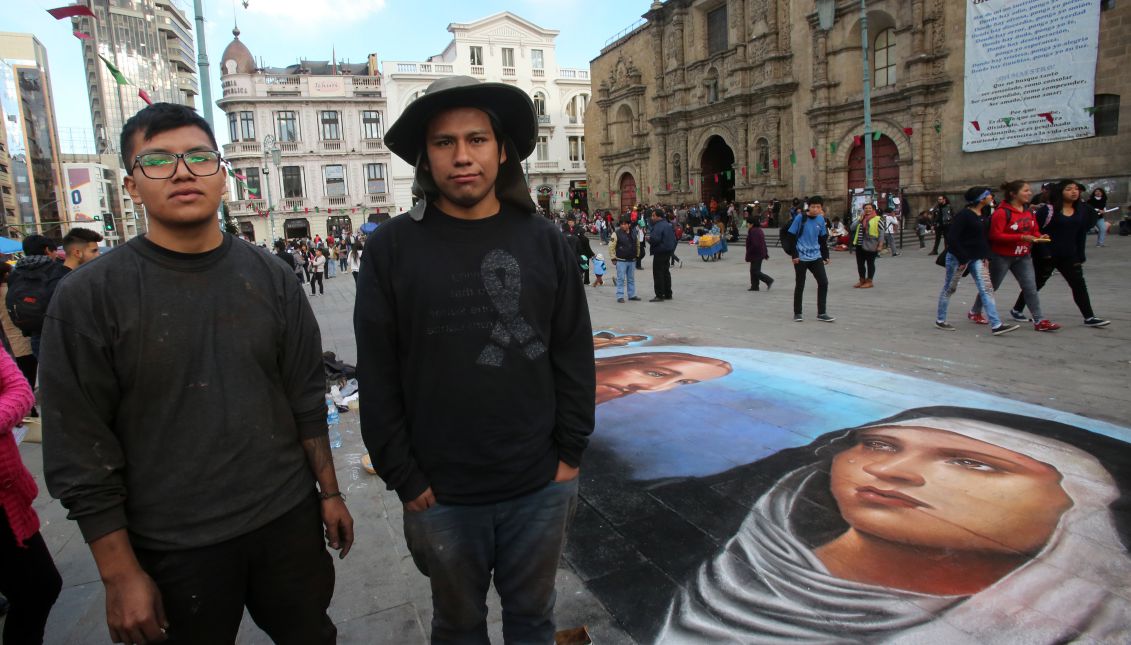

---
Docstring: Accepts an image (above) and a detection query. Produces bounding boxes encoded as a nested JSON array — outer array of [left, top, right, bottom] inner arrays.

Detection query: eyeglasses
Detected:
[[132, 150, 223, 179]]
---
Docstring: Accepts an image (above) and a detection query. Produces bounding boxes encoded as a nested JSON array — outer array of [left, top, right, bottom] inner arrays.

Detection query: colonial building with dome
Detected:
[[217, 27, 394, 242]]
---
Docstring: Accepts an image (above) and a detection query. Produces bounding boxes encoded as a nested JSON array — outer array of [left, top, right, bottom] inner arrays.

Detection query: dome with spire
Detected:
[[220, 27, 256, 75]]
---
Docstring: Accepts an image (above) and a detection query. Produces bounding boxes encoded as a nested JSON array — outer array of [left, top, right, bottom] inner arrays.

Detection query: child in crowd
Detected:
[[592, 254, 607, 287]]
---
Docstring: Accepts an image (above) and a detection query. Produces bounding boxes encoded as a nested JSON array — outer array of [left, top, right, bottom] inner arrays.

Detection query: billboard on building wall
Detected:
[[962, 0, 1101, 152]]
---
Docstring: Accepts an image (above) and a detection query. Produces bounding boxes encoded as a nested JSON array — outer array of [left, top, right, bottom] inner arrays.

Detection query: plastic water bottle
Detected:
[[326, 395, 342, 448]]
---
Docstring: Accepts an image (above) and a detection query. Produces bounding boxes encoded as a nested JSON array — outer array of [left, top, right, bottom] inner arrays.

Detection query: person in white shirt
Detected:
[[883, 209, 901, 256]]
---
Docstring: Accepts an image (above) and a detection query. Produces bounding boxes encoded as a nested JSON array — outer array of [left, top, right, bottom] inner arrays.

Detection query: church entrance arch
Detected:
[[699, 136, 735, 206], [848, 134, 900, 194], [619, 173, 637, 212]]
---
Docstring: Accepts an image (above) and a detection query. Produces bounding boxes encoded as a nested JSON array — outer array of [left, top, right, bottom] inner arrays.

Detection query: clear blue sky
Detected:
[[10, 0, 649, 152]]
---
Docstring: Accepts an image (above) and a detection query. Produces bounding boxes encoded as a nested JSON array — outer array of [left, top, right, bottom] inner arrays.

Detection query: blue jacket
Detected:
[[788, 214, 829, 262], [648, 219, 676, 255]]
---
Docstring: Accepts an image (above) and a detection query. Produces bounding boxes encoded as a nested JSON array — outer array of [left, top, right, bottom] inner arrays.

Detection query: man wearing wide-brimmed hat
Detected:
[[354, 76, 595, 643]]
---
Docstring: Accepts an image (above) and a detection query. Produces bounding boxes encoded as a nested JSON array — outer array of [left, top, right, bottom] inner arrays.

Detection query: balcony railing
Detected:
[[229, 199, 265, 213], [532, 69, 545, 78], [283, 197, 307, 210], [325, 196, 348, 207], [278, 141, 300, 152], [533, 161, 558, 170], [266, 76, 301, 92], [320, 141, 343, 152], [351, 76, 382, 96], [537, 115, 551, 124], [366, 193, 389, 205], [363, 139, 385, 151], [392, 62, 455, 75], [502, 67, 516, 76], [223, 141, 261, 156], [470, 65, 485, 76], [559, 68, 590, 80]]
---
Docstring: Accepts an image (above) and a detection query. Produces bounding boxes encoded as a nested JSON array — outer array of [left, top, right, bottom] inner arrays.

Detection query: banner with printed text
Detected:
[[963, 0, 1101, 152]]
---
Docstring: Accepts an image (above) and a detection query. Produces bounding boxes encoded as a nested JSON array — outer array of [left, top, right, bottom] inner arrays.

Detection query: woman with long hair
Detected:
[[852, 202, 883, 288], [661, 406, 1131, 643], [968, 180, 1060, 332], [1087, 186, 1108, 247], [0, 348, 61, 643], [348, 242, 363, 283], [1012, 180, 1109, 327]]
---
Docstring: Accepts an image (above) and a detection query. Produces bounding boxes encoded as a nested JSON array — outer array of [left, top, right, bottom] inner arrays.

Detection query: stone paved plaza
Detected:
[[16, 231, 1131, 643]]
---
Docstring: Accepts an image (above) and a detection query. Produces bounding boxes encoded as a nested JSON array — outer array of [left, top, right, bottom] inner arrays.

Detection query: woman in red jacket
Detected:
[[970, 180, 1060, 332], [0, 348, 61, 643]]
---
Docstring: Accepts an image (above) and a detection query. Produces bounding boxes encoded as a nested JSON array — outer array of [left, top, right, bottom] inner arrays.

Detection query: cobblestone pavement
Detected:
[[20, 232, 1131, 643]]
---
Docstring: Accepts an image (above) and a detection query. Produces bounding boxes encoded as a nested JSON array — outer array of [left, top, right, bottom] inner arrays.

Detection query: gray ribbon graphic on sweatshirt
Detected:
[[477, 249, 546, 367]]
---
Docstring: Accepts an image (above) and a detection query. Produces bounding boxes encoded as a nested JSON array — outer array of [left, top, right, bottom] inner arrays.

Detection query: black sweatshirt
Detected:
[[41, 235, 327, 550], [945, 207, 992, 263], [354, 203, 595, 505]]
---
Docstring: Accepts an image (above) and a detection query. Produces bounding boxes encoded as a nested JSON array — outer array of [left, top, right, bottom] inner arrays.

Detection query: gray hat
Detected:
[[384, 76, 538, 220]]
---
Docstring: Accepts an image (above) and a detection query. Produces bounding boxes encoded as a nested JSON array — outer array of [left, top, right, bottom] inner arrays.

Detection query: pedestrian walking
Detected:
[[852, 203, 884, 288], [0, 348, 61, 644], [42, 102, 352, 644], [648, 209, 676, 301], [614, 216, 640, 302], [934, 186, 1019, 335], [348, 242, 363, 283], [592, 253, 606, 287], [787, 196, 835, 322], [1012, 179, 1110, 328], [1087, 187, 1108, 247], [326, 245, 338, 278], [745, 214, 773, 291], [310, 247, 326, 295], [355, 76, 595, 644], [969, 180, 1061, 332], [883, 207, 901, 256], [929, 195, 952, 255], [916, 211, 930, 249]]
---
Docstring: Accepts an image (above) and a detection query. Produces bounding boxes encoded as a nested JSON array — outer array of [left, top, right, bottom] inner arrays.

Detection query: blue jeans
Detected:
[[1094, 217, 1107, 245], [937, 253, 1001, 326], [404, 478, 579, 645], [615, 260, 636, 299]]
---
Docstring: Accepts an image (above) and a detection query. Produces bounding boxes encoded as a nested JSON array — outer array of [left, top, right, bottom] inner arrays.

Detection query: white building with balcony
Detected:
[[216, 28, 394, 242], [383, 12, 591, 215]]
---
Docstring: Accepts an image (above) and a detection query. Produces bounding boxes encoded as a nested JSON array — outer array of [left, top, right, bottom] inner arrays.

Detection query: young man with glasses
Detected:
[[41, 103, 352, 644]]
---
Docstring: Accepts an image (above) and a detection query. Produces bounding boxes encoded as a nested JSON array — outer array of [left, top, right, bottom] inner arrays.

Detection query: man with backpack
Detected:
[[5, 235, 70, 358], [783, 196, 835, 323]]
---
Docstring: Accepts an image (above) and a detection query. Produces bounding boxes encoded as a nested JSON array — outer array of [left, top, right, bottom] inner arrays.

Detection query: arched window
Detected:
[[566, 93, 588, 124], [874, 29, 896, 87], [756, 138, 770, 175], [615, 105, 634, 149], [533, 92, 547, 117]]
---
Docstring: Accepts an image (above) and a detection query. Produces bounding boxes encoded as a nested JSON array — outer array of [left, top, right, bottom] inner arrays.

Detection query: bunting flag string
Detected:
[[73, 30, 93, 40], [970, 121, 981, 132], [771, 159, 779, 170], [903, 127, 914, 136], [99, 55, 130, 86], [809, 148, 817, 159], [1001, 117, 1013, 127], [830, 142, 839, 154], [1084, 106, 1098, 115], [1037, 112, 1054, 125], [934, 122, 942, 134], [853, 135, 863, 146], [740, 166, 747, 177], [138, 89, 152, 105], [47, 5, 96, 19], [873, 131, 883, 141], [789, 151, 797, 166]]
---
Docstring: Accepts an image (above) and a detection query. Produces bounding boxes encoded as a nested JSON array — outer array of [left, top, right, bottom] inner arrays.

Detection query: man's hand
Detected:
[[321, 497, 354, 559], [405, 487, 436, 512], [554, 460, 580, 482], [823, 258, 831, 265], [792, 257, 800, 265], [104, 569, 168, 644]]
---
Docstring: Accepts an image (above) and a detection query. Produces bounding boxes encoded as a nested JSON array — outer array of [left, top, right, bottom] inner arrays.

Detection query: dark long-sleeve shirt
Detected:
[[648, 220, 676, 255], [354, 203, 595, 506], [1040, 204, 1092, 263], [945, 207, 992, 263], [41, 235, 327, 550]]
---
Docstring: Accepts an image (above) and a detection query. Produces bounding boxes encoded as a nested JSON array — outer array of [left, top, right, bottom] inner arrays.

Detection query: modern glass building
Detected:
[[72, 0, 199, 156], [0, 33, 66, 238]]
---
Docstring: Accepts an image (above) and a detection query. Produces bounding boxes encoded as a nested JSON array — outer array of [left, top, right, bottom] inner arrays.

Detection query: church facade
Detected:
[[585, 0, 1130, 216]]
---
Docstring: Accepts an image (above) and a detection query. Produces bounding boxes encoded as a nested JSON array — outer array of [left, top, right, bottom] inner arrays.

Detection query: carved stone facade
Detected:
[[586, 0, 1131, 215]]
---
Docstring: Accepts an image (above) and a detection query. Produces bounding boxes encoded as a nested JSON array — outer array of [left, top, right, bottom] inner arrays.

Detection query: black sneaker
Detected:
[[935, 321, 955, 331], [1009, 309, 1030, 322], [1084, 317, 1111, 327], [816, 314, 836, 323], [793, 314, 803, 322], [628, 296, 641, 301], [649, 297, 665, 302], [616, 298, 625, 303], [991, 324, 1020, 336]]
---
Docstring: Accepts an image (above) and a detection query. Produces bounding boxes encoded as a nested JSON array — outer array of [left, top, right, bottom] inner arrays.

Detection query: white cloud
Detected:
[[241, 0, 387, 24]]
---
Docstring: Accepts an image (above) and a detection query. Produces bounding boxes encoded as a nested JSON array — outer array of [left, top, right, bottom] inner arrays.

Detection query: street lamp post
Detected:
[[817, 0, 875, 205], [262, 134, 281, 243]]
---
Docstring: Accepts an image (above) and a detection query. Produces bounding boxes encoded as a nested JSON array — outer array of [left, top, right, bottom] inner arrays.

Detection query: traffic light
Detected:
[[104, 213, 116, 233]]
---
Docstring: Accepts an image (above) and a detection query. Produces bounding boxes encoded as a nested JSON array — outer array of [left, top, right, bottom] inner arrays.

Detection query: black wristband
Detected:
[[319, 491, 344, 501]]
